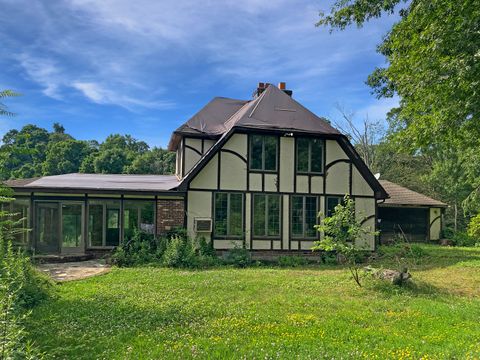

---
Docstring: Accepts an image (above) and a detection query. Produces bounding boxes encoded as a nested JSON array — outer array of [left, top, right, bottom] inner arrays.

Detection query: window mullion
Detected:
[[308, 141, 312, 173], [265, 195, 269, 237], [226, 194, 230, 236]]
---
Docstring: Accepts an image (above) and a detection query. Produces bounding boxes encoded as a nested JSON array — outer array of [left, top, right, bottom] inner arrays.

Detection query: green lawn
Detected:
[[27, 245, 480, 359]]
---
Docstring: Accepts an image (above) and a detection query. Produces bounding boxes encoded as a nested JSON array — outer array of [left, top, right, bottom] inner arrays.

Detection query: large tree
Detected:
[[318, 0, 479, 151]]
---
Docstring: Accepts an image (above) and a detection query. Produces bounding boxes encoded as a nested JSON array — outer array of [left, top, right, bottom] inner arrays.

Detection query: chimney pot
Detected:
[[258, 82, 265, 89], [278, 82, 286, 90]]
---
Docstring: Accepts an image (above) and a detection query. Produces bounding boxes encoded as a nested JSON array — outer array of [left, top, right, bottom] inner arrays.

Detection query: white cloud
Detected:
[[72, 82, 175, 110]]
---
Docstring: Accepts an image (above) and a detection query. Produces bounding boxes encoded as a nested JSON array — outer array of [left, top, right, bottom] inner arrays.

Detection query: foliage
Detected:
[[112, 230, 218, 269], [111, 230, 164, 267], [277, 255, 309, 267], [0, 90, 20, 117], [451, 231, 478, 248], [312, 195, 377, 286], [467, 214, 480, 241], [0, 124, 176, 180], [0, 191, 51, 358], [223, 245, 252, 268], [25, 245, 480, 359]]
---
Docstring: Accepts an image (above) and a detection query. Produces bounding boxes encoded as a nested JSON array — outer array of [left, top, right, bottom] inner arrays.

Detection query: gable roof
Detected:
[[379, 180, 447, 207], [168, 84, 340, 150]]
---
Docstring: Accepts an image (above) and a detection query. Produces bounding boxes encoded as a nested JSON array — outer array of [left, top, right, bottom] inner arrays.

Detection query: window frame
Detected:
[[290, 195, 319, 239], [295, 137, 325, 175], [213, 192, 244, 239], [249, 134, 279, 173], [326, 196, 344, 218], [252, 193, 282, 239]]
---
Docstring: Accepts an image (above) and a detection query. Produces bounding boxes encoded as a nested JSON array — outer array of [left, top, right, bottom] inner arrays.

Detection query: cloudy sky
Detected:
[[0, 0, 398, 147]]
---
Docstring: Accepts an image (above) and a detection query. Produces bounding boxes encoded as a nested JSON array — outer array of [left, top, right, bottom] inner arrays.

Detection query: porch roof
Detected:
[[379, 180, 447, 207], [4, 173, 181, 194]]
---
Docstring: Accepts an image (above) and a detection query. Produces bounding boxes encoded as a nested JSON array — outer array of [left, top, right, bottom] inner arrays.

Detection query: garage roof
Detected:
[[4, 173, 180, 193], [379, 180, 447, 207]]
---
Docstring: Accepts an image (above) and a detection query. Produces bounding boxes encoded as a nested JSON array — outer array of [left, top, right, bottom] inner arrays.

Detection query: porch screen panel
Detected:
[[123, 201, 155, 241], [62, 204, 82, 248], [11, 200, 29, 247], [88, 204, 103, 247]]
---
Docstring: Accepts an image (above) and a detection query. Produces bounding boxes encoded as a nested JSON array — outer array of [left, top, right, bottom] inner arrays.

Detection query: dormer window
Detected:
[[296, 137, 324, 174], [249, 135, 278, 172]]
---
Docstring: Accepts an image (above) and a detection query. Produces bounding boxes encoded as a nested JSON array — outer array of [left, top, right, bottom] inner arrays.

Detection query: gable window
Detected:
[[296, 138, 324, 174], [253, 194, 281, 237], [291, 196, 318, 238], [214, 193, 244, 237], [326, 196, 344, 217], [249, 135, 278, 171]]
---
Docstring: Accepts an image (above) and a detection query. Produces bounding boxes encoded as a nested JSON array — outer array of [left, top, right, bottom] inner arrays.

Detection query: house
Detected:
[[3, 82, 445, 256]]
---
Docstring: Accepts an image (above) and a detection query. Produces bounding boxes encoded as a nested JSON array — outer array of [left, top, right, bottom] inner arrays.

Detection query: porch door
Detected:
[[36, 202, 60, 254], [61, 203, 84, 254]]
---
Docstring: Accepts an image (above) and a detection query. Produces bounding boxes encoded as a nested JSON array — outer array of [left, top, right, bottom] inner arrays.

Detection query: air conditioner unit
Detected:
[[194, 218, 213, 232]]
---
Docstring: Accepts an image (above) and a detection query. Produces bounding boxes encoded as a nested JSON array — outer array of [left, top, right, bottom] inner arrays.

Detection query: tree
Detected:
[[126, 147, 176, 175], [93, 148, 128, 174], [332, 105, 384, 170], [317, 0, 479, 151], [0, 90, 20, 117], [312, 196, 377, 287], [42, 139, 93, 175]]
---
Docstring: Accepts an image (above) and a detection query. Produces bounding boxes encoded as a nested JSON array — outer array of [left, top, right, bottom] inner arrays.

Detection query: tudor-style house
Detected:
[[4, 82, 446, 256]]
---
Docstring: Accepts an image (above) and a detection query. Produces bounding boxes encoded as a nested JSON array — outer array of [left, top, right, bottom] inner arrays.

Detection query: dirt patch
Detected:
[[37, 260, 110, 282]]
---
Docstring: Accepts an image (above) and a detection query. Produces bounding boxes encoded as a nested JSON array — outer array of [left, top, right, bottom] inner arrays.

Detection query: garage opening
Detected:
[[378, 207, 428, 244]]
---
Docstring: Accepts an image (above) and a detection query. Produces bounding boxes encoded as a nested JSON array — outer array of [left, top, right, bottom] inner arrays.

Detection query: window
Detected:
[[124, 201, 155, 240], [214, 193, 244, 237], [326, 196, 343, 217], [253, 194, 281, 237], [249, 135, 278, 171], [296, 138, 323, 173], [291, 196, 318, 238]]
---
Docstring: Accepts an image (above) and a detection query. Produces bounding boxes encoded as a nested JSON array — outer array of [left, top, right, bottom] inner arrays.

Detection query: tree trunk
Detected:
[[454, 202, 458, 232]]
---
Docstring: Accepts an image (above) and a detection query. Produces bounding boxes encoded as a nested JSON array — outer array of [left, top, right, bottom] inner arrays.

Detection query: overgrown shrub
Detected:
[[224, 245, 251, 268], [112, 230, 219, 268], [1, 236, 51, 359], [277, 255, 308, 267], [451, 231, 478, 247]]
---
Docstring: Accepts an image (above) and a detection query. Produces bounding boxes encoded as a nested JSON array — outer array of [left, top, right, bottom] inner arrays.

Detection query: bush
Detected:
[[1, 236, 51, 358], [111, 230, 161, 266], [277, 255, 308, 267], [112, 230, 219, 268], [467, 214, 480, 243], [224, 245, 251, 268], [451, 231, 478, 247]]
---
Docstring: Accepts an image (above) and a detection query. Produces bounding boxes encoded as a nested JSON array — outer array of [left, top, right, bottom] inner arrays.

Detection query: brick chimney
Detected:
[[253, 82, 292, 98]]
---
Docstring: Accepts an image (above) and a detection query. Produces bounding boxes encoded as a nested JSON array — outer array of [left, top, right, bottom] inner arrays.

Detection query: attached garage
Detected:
[[378, 180, 447, 244]]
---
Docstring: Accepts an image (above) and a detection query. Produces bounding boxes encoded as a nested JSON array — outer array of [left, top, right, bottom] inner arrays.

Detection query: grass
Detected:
[[27, 245, 480, 359]]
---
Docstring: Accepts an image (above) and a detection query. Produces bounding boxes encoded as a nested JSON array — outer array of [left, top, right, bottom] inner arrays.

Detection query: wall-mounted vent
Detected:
[[194, 218, 213, 232]]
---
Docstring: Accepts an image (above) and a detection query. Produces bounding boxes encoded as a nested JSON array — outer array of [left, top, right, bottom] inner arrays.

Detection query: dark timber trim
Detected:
[[184, 144, 202, 157], [220, 149, 247, 164], [360, 214, 376, 225], [325, 158, 351, 170]]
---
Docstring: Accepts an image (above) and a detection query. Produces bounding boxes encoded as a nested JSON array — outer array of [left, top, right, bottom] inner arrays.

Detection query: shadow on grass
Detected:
[[367, 277, 451, 299], [374, 244, 480, 271]]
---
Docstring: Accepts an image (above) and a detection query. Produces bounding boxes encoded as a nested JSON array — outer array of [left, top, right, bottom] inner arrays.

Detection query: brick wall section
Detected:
[[156, 199, 185, 235]]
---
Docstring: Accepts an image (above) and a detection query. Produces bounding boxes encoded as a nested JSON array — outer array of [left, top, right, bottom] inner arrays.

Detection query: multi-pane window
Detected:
[[296, 138, 324, 173], [326, 196, 343, 217], [250, 135, 278, 171], [214, 193, 244, 237], [291, 196, 318, 238], [253, 194, 281, 237]]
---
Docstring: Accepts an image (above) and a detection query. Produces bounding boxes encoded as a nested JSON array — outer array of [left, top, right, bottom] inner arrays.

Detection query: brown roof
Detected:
[[4, 173, 180, 193], [168, 84, 340, 150], [379, 180, 447, 207]]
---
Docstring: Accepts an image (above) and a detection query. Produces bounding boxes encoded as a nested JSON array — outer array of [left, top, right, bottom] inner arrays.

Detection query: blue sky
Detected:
[[0, 0, 399, 148]]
